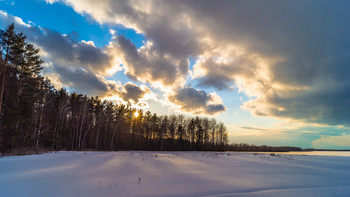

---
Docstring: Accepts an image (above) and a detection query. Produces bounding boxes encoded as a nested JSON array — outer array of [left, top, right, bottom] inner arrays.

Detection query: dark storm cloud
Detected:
[[181, 0, 350, 91], [182, 0, 350, 125], [52, 65, 112, 96], [206, 104, 226, 115], [114, 35, 187, 87], [194, 57, 256, 91], [0, 12, 114, 75], [239, 127, 270, 132], [52, 64, 150, 103], [52, 0, 199, 88], [244, 84, 350, 126], [197, 75, 232, 91], [168, 87, 226, 115], [121, 82, 149, 103], [34, 29, 113, 74]]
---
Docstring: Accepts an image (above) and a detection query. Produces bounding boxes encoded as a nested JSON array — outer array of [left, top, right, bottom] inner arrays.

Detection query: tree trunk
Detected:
[[0, 47, 9, 116], [36, 92, 46, 149], [78, 103, 87, 150], [110, 123, 119, 150], [95, 114, 101, 149]]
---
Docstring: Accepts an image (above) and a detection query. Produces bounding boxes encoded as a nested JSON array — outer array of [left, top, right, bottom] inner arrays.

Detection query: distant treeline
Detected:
[[303, 149, 350, 151], [0, 24, 230, 155], [225, 143, 302, 152]]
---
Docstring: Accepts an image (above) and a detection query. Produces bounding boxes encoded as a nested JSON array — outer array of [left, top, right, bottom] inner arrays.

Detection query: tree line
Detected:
[[226, 144, 302, 152], [0, 24, 229, 155]]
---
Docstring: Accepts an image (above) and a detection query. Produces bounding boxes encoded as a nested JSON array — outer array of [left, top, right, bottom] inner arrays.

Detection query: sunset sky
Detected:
[[1, 0, 350, 148]]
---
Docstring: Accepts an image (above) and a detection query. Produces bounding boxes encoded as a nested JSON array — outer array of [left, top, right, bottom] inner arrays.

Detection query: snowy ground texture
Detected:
[[1, 151, 350, 197]]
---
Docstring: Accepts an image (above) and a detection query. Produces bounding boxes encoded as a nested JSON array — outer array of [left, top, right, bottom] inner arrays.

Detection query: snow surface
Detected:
[[1, 151, 349, 197]]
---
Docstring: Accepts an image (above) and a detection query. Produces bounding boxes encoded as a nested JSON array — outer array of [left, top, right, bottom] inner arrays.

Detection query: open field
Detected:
[[1, 151, 349, 197]]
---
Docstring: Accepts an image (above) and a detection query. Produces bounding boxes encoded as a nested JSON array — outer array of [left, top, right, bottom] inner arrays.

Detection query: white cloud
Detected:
[[0, 10, 8, 17], [44, 0, 59, 3], [81, 40, 95, 47]]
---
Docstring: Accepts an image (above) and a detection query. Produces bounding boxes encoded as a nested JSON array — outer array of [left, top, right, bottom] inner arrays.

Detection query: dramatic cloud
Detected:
[[239, 127, 271, 132], [242, 84, 350, 126], [41, 62, 120, 97], [0, 10, 118, 75], [112, 35, 188, 89], [0, 10, 157, 111], [34, 30, 115, 75], [5, 0, 350, 122], [168, 87, 226, 115], [192, 45, 276, 93], [120, 82, 150, 104], [46, 63, 153, 106], [48, 0, 350, 125], [182, 0, 350, 126]]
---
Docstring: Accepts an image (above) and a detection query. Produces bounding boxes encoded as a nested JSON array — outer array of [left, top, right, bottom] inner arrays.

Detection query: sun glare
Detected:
[[134, 111, 139, 118]]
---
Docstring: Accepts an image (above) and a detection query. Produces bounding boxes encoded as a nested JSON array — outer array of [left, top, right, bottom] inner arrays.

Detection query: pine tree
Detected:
[[0, 24, 44, 154], [0, 24, 232, 154]]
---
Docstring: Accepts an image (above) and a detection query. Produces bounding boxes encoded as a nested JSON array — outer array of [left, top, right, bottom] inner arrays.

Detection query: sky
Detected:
[[1, 0, 350, 149]]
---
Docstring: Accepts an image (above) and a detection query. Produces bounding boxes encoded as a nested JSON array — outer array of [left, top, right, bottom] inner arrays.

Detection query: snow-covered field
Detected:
[[1, 151, 349, 197]]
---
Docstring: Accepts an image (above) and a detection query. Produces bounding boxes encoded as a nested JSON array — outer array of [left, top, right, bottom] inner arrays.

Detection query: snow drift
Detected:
[[0, 151, 349, 197]]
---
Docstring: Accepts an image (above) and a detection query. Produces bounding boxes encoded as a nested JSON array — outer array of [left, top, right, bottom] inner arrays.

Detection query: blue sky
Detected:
[[1, 0, 350, 148]]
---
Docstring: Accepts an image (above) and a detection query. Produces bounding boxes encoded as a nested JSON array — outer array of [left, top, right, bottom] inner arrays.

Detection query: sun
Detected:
[[134, 111, 139, 118]]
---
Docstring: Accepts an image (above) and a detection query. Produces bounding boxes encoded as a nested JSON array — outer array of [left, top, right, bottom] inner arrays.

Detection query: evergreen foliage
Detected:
[[0, 24, 229, 155]]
